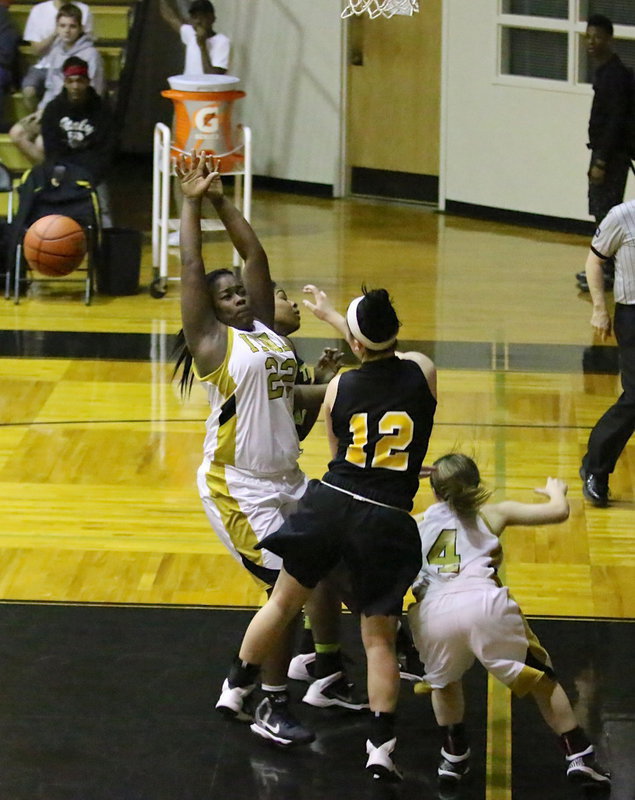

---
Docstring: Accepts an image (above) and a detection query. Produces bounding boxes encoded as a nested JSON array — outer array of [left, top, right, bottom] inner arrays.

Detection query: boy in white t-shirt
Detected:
[[21, 0, 93, 112], [159, 0, 230, 75]]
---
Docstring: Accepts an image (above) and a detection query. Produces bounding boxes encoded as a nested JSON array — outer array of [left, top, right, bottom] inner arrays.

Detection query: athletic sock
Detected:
[[443, 723, 469, 755], [261, 684, 289, 705], [314, 642, 343, 678], [299, 615, 315, 655], [559, 726, 591, 757], [369, 711, 395, 747], [227, 655, 260, 688]]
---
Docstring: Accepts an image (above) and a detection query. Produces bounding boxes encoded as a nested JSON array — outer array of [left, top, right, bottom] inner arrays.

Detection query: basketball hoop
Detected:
[[341, 0, 419, 19]]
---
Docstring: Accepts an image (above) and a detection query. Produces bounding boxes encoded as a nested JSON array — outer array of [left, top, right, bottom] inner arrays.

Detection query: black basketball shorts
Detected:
[[258, 480, 422, 617]]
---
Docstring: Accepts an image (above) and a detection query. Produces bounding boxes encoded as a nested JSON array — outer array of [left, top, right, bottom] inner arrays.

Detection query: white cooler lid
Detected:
[[167, 74, 240, 92]]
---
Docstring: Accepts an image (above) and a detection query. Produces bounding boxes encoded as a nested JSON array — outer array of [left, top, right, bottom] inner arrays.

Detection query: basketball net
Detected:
[[341, 0, 419, 19]]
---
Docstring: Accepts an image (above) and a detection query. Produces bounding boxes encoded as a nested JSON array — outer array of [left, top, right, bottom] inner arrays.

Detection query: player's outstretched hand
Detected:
[[205, 157, 224, 201], [534, 477, 568, 498], [303, 284, 336, 321], [175, 150, 215, 199], [419, 464, 437, 478], [314, 347, 344, 384]]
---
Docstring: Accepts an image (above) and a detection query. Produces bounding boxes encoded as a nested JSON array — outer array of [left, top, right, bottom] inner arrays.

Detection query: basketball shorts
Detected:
[[197, 457, 308, 589], [407, 578, 554, 696], [259, 480, 422, 617]]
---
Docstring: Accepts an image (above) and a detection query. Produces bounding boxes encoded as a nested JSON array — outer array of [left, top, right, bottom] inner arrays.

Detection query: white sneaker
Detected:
[[287, 652, 316, 683], [167, 230, 180, 247], [365, 737, 403, 782], [215, 678, 255, 722], [303, 671, 368, 711]]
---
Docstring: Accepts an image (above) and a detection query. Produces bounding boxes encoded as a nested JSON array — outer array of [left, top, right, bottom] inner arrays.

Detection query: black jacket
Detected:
[[41, 87, 114, 185], [588, 53, 633, 162], [0, 6, 19, 73]]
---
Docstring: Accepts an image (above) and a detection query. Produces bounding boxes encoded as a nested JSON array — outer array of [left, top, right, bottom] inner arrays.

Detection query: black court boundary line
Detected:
[[0, 329, 622, 375], [0, 599, 632, 623]]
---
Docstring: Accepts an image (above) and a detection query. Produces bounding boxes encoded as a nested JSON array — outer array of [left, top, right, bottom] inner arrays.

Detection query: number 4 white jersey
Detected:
[[412, 501, 502, 598], [196, 321, 300, 475]]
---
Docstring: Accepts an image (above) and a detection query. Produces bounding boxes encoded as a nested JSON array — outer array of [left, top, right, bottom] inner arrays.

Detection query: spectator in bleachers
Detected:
[[159, 0, 229, 75], [9, 3, 104, 165], [40, 55, 114, 224], [0, 0, 20, 132], [21, 0, 93, 113]]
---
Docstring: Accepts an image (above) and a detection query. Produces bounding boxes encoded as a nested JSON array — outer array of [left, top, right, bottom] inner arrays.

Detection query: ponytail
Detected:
[[172, 329, 195, 398], [430, 453, 491, 516]]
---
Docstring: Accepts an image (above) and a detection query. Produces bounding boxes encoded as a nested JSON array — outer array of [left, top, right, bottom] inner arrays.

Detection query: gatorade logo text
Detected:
[[194, 106, 220, 134]]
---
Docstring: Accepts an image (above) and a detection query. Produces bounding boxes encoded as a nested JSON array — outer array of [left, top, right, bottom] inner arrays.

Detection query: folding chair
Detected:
[[10, 162, 101, 305], [0, 162, 16, 300]]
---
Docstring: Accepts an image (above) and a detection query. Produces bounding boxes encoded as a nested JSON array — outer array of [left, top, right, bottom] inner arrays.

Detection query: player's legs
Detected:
[[204, 464, 315, 742], [362, 613, 399, 712], [530, 675, 576, 734], [221, 567, 316, 747], [298, 571, 368, 712], [583, 303, 635, 498], [530, 675, 610, 786], [361, 613, 404, 782], [431, 680, 464, 725], [430, 682, 471, 784], [239, 567, 312, 665]]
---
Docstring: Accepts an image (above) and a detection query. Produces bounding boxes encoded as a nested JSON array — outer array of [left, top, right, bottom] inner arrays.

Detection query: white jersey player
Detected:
[[173, 154, 350, 748], [408, 453, 611, 790]]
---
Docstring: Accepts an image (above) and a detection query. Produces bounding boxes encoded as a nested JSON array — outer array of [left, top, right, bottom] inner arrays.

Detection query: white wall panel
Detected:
[[213, 0, 343, 186], [441, 0, 634, 222]]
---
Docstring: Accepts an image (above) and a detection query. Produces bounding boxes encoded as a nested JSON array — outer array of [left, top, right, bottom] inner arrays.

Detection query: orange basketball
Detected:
[[24, 215, 87, 277]]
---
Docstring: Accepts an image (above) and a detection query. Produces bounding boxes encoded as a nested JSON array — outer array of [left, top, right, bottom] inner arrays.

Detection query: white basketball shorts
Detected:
[[408, 577, 552, 696], [197, 457, 308, 588]]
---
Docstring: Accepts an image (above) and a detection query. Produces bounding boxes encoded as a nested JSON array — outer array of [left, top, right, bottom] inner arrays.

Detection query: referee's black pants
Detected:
[[584, 303, 635, 476]]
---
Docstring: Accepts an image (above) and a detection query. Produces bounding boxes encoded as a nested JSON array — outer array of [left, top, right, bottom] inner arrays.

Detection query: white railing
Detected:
[[151, 123, 252, 298]]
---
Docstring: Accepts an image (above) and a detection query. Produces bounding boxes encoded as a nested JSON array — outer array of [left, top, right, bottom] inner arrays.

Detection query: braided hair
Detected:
[[172, 268, 234, 398]]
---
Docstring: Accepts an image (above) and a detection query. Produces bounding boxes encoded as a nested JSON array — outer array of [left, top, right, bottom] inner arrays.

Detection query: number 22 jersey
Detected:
[[196, 321, 300, 475]]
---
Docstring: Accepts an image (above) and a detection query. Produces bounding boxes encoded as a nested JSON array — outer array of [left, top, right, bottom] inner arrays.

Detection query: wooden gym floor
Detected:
[[0, 158, 633, 798]]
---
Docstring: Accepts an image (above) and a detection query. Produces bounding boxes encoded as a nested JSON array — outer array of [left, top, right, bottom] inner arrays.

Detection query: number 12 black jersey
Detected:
[[323, 356, 436, 511]]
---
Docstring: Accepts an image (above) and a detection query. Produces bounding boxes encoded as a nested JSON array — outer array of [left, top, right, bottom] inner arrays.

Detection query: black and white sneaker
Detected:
[[566, 745, 611, 786], [250, 694, 315, 747], [215, 679, 255, 722], [365, 737, 403, 782], [287, 652, 316, 683], [302, 671, 369, 711], [438, 747, 470, 782]]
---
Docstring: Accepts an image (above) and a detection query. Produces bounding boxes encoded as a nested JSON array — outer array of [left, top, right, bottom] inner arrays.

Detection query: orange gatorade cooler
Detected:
[[162, 74, 245, 171]]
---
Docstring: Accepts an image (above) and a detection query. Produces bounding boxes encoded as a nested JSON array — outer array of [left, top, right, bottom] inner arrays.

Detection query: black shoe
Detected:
[[566, 744, 611, 786], [302, 670, 369, 711], [580, 467, 609, 507], [250, 693, 315, 747], [438, 746, 471, 783], [575, 271, 586, 283]]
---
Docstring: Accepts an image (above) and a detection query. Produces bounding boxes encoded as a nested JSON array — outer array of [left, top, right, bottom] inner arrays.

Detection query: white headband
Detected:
[[346, 295, 397, 351]]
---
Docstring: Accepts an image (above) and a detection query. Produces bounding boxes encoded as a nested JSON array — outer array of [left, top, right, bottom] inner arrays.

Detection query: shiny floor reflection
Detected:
[[0, 604, 629, 799]]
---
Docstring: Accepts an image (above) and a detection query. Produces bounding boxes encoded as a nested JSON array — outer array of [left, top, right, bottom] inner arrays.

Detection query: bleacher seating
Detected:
[[0, 0, 136, 175]]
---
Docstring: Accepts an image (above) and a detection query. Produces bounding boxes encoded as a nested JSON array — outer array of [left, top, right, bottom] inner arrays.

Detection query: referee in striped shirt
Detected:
[[581, 200, 635, 506]]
